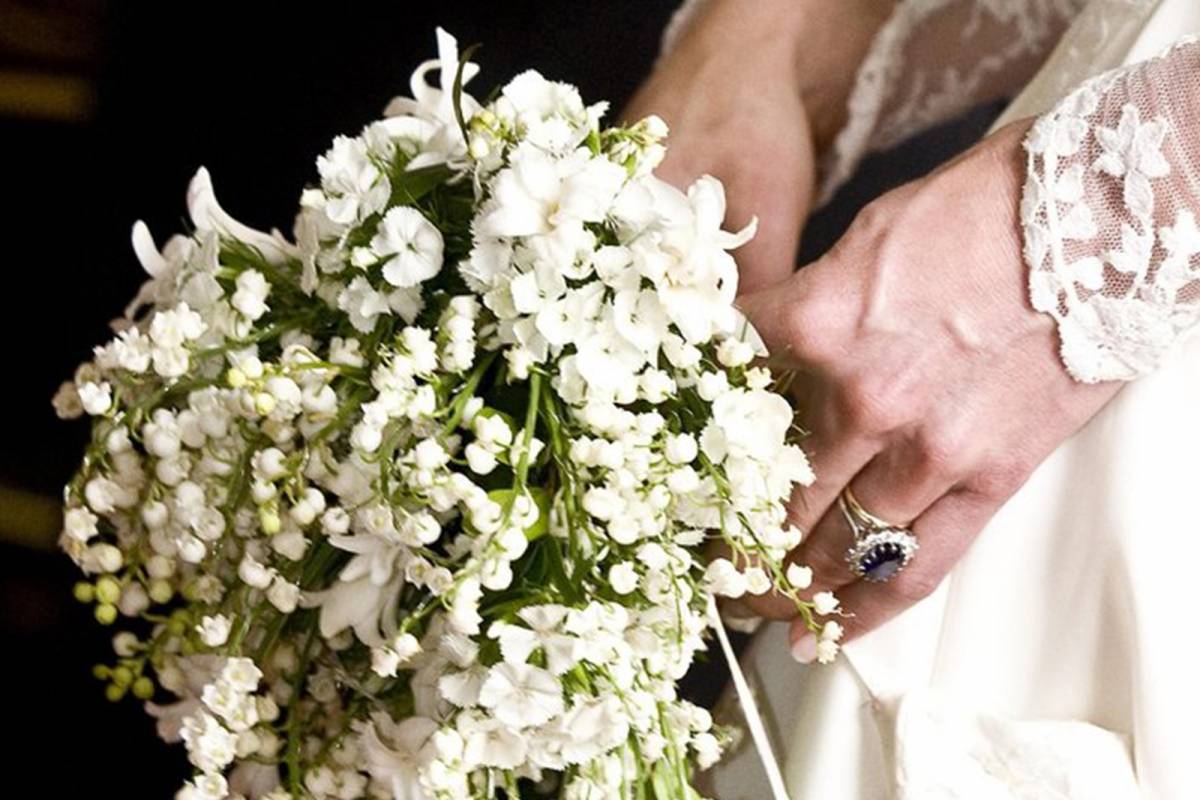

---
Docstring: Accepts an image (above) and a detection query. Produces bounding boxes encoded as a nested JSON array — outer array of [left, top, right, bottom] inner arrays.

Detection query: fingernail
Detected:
[[791, 634, 817, 664]]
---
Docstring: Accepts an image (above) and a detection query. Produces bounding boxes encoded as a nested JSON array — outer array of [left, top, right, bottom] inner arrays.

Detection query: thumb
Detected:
[[734, 264, 829, 372]]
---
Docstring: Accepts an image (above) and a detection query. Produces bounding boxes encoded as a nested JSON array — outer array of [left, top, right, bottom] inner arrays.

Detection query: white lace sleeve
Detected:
[[820, 0, 1087, 205], [660, 1, 1086, 204], [1021, 36, 1200, 383]]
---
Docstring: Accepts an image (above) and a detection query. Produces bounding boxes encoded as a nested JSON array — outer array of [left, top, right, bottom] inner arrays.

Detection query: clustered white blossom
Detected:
[[56, 28, 837, 800]]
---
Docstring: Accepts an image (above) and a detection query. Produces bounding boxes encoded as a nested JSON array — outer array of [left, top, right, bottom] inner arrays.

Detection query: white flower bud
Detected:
[[786, 563, 813, 590], [716, 337, 755, 368], [238, 554, 273, 589], [813, 591, 840, 615], [91, 543, 124, 573], [253, 448, 288, 481], [105, 426, 132, 454], [465, 443, 497, 475], [705, 558, 747, 598], [118, 582, 150, 616], [63, 507, 99, 543], [141, 500, 169, 530], [743, 566, 772, 596], [112, 631, 139, 657], [78, 381, 113, 415], [608, 516, 640, 545], [413, 438, 448, 470], [267, 577, 300, 613], [696, 371, 730, 401], [321, 507, 350, 535], [666, 466, 700, 494], [197, 614, 232, 647], [609, 562, 638, 595], [664, 434, 698, 465]]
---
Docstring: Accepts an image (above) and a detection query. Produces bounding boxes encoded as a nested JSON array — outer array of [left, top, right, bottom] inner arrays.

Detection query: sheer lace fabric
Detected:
[[820, 0, 1088, 205], [1021, 36, 1200, 382], [661, 2, 1200, 383]]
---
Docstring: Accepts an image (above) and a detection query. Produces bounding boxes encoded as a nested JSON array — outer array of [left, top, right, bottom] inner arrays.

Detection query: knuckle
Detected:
[[912, 427, 966, 481], [782, 294, 840, 366], [969, 458, 1033, 499], [839, 377, 906, 435], [892, 569, 944, 604]]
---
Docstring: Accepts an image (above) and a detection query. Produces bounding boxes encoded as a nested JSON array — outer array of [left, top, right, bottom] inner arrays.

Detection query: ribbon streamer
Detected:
[[707, 594, 790, 800]]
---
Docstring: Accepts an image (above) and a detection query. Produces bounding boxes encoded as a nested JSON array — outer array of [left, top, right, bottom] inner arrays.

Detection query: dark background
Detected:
[[0, 1, 994, 794]]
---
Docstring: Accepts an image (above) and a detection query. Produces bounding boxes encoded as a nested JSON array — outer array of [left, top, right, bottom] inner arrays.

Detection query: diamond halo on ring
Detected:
[[839, 487, 919, 583]]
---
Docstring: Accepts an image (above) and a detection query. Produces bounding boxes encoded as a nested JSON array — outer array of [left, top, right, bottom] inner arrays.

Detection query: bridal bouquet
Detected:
[[53, 29, 837, 800]]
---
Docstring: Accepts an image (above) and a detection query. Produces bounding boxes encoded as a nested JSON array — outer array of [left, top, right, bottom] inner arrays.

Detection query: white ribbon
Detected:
[[707, 594, 791, 800]]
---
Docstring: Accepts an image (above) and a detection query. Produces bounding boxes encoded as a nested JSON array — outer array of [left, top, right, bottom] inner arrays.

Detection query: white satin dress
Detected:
[[669, 1, 1200, 798]]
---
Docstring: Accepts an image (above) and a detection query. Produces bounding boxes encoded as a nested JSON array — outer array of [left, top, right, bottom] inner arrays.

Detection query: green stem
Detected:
[[514, 372, 542, 492]]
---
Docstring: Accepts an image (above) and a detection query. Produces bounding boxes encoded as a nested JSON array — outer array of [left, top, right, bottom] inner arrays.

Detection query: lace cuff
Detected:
[[1021, 35, 1200, 383]]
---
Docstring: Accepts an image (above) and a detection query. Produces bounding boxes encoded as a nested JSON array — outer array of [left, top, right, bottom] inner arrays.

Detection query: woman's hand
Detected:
[[735, 119, 1124, 660], [622, 0, 893, 293]]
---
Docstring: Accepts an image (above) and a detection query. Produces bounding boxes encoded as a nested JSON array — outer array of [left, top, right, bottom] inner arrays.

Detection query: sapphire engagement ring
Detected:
[[839, 486, 919, 583]]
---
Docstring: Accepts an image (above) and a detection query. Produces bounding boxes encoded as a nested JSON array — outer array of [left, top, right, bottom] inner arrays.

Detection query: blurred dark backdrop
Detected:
[[0, 1, 996, 794]]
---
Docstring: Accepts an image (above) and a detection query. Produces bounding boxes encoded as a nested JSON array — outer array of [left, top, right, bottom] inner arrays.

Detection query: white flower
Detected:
[[716, 337, 755, 367], [786, 563, 813, 590], [179, 773, 229, 800], [78, 382, 112, 415], [317, 135, 390, 226], [150, 303, 205, 348], [664, 433, 698, 465], [813, 591, 840, 615], [232, 269, 270, 320], [609, 562, 638, 595], [338, 276, 392, 333], [477, 663, 564, 728], [640, 175, 755, 344], [371, 207, 445, 287], [267, 576, 300, 613], [479, 146, 626, 238], [196, 614, 231, 647], [460, 714, 528, 769], [63, 507, 99, 543], [359, 713, 439, 800], [465, 443, 498, 475], [181, 710, 238, 773], [1093, 104, 1172, 219], [704, 558, 747, 598], [703, 388, 794, 464]]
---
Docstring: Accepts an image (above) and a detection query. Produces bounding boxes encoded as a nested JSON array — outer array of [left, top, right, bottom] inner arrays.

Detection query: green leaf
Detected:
[[487, 487, 551, 541], [391, 163, 455, 207]]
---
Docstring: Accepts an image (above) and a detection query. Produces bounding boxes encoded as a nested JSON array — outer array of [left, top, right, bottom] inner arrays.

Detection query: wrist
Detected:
[[670, 0, 895, 156], [790, 0, 897, 155]]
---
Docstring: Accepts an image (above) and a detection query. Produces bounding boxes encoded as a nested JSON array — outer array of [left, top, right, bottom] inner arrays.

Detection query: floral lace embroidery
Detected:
[[820, 0, 1087, 205], [1021, 36, 1200, 382]]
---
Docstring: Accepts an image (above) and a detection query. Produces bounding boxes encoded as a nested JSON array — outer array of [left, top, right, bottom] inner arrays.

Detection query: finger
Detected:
[[735, 428, 875, 622], [788, 487, 994, 660], [791, 433, 957, 597], [733, 257, 851, 374]]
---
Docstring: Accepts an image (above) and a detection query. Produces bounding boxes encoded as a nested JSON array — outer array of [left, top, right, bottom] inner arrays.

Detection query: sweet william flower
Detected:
[[704, 388, 794, 464], [338, 276, 392, 333], [478, 663, 564, 728], [359, 713, 439, 800], [371, 207, 445, 288]]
